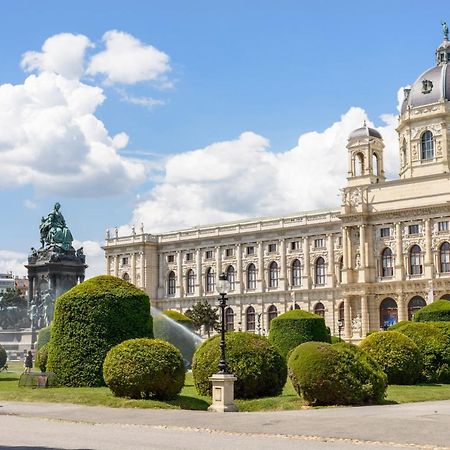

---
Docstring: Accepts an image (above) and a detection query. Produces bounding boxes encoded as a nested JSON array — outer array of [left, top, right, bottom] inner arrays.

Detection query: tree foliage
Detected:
[[0, 288, 29, 329], [185, 300, 219, 337]]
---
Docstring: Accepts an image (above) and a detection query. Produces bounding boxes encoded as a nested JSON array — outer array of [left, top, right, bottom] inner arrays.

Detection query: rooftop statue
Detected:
[[442, 20, 449, 40], [39, 202, 74, 251]]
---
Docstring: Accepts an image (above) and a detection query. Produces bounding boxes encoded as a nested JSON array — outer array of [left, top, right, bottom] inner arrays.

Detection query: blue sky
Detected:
[[0, 0, 448, 276]]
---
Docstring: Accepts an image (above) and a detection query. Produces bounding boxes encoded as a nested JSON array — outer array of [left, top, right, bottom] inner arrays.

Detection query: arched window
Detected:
[[410, 245, 423, 275], [372, 152, 379, 176], [246, 306, 255, 332], [206, 267, 215, 292], [291, 259, 301, 286], [122, 273, 130, 282], [338, 301, 344, 327], [314, 302, 325, 318], [226, 265, 236, 290], [247, 263, 256, 290], [440, 242, 450, 273], [355, 152, 364, 176], [380, 297, 398, 329], [315, 257, 326, 285], [381, 248, 393, 277], [268, 305, 278, 325], [269, 261, 278, 288], [408, 296, 426, 321], [186, 269, 195, 294], [289, 303, 301, 310], [441, 294, 450, 301], [225, 307, 234, 331], [421, 131, 434, 160], [167, 271, 176, 295], [338, 256, 344, 283]]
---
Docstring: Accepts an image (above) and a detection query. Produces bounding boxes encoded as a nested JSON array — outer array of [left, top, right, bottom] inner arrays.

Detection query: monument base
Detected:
[[208, 373, 239, 413]]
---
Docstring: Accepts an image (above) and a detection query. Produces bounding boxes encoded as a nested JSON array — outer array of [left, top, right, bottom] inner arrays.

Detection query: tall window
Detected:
[[269, 261, 278, 288], [225, 307, 234, 331], [186, 269, 195, 294], [247, 263, 256, 289], [381, 248, 393, 277], [338, 301, 344, 327], [421, 131, 434, 160], [380, 298, 398, 328], [167, 271, 176, 295], [355, 152, 364, 176], [291, 259, 301, 286], [372, 152, 379, 176], [268, 305, 278, 325], [440, 242, 450, 273], [246, 306, 255, 332], [315, 257, 326, 285], [122, 272, 130, 282], [410, 245, 423, 275], [226, 265, 236, 290], [338, 256, 344, 283], [206, 267, 215, 292], [314, 302, 325, 318], [408, 296, 426, 321]]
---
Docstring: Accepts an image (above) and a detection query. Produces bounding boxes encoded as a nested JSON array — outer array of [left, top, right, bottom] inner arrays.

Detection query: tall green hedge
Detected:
[[268, 309, 330, 358], [0, 344, 6, 369], [413, 300, 450, 322], [47, 275, 153, 386], [389, 321, 450, 383]]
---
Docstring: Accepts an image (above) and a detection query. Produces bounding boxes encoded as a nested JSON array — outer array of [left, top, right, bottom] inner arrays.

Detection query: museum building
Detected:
[[104, 35, 450, 340]]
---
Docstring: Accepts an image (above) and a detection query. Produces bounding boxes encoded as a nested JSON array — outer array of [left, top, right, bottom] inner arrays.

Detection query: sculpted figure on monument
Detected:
[[40, 203, 74, 251]]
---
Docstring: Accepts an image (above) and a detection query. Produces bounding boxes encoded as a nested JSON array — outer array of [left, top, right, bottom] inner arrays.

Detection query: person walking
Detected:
[[23, 351, 33, 374]]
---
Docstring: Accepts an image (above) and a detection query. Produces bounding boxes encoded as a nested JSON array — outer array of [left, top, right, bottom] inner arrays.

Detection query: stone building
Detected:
[[104, 34, 450, 341]]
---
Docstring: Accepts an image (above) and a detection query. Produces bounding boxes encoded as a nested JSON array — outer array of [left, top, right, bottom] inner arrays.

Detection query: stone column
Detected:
[[359, 224, 366, 282], [177, 251, 184, 297], [395, 222, 404, 280], [106, 256, 111, 275], [131, 253, 136, 285], [196, 248, 203, 296], [215, 246, 222, 277], [28, 276, 34, 308], [327, 234, 334, 287], [236, 243, 242, 294], [302, 236, 310, 288], [425, 219, 433, 278], [361, 295, 369, 337], [342, 227, 348, 284], [280, 239, 287, 290], [344, 297, 352, 339], [158, 253, 164, 294], [140, 251, 145, 289], [258, 241, 265, 291], [114, 255, 119, 277], [397, 294, 407, 322]]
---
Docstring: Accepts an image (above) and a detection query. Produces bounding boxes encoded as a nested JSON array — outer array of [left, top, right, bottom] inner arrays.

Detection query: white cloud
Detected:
[[0, 250, 27, 277], [118, 90, 166, 108], [73, 239, 104, 279], [131, 107, 399, 233], [24, 199, 37, 210], [87, 30, 171, 85], [21, 33, 93, 80]]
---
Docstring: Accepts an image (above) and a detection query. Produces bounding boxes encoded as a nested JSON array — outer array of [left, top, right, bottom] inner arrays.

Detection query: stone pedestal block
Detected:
[[208, 373, 239, 413]]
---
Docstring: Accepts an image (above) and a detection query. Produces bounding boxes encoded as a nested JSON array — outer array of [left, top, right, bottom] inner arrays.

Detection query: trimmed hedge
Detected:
[[268, 310, 330, 358], [360, 331, 422, 384], [153, 310, 198, 365], [0, 344, 6, 369], [37, 326, 51, 350], [35, 343, 49, 373], [414, 300, 450, 323], [47, 275, 153, 387], [192, 332, 287, 399], [103, 338, 185, 400], [288, 341, 387, 406], [389, 321, 450, 383]]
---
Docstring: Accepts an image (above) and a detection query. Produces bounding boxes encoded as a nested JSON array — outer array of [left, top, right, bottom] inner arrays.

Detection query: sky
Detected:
[[0, 0, 448, 278]]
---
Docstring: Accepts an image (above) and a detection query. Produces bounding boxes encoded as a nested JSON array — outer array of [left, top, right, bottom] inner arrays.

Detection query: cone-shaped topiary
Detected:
[[103, 338, 185, 400], [268, 309, 330, 358], [47, 275, 153, 386], [288, 341, 387, 405], [413, 300, 450, 322], [0, 344, 6, 369], [192, 332, 287, 399], [360, 331, 422, 384], [35, 343, 49, 373]]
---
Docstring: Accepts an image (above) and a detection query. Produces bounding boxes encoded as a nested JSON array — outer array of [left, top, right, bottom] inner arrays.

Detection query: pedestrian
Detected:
[[23, 350, 33, 374]]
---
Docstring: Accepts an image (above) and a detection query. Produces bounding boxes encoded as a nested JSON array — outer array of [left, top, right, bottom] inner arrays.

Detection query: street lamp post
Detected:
[[208, 272, 238, 412], [337, 319, 344, 341]]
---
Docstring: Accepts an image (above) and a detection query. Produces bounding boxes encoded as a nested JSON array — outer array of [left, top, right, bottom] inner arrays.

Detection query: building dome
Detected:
[[348, 124, 382, 141]]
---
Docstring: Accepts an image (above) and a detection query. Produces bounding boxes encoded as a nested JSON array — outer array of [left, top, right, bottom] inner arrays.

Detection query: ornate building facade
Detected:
[[104, 34, 450, 341]]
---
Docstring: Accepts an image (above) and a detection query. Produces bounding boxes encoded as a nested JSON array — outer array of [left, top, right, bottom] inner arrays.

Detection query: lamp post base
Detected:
[[208, 373, 239, 412]]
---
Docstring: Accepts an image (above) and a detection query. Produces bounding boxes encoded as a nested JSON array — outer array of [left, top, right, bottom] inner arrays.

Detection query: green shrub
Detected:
[[0, 344, 6, 369], [414, 300, 450, 322], [330, 336, 344, 344], [103, 338, 185, 400], [268, 310, 330, 358], [153, 310, 198, 365], [389, 321, 450, 383], [35, 343, 49, 372], [288, 341, 387, 406], [360, 331, 422, 384], [192, 332, 287, 399], [47, 275, 153, 387], [36, 326, 51, 350]]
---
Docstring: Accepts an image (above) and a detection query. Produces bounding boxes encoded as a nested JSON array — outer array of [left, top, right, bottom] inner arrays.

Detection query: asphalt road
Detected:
[[0, 400, 449, 450]]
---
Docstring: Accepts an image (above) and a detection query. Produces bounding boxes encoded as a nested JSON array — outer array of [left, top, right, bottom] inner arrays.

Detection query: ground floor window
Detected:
[[380, 297, 398, 329], [407, 296, 426, 321]]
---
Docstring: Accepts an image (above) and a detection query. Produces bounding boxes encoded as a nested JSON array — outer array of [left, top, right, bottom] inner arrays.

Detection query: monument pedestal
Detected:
[[208, 373, 239, 412]]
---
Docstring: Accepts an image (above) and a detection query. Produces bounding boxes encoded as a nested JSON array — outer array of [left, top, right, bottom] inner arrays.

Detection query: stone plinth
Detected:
[[208, 373, 239, 413]]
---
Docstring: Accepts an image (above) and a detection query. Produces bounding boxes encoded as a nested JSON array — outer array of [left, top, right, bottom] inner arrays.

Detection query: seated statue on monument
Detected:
[[39, 202, 74, 251]]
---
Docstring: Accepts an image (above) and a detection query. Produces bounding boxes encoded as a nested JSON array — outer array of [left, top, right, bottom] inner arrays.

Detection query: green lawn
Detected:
[[2, 367, 450, 411]]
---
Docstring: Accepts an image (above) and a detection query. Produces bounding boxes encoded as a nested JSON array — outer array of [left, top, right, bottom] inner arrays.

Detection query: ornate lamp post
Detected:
[[208, 272, 239, 412]]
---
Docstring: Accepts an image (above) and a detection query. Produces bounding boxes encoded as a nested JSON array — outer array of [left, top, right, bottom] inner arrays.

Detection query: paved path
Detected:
[[0, 400, 449, 449]]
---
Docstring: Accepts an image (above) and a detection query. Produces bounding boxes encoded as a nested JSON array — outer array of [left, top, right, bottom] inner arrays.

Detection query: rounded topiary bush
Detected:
[[35, 343, 49, 372], [47, 275, 153, 387], [0, 344, 7, 369], [153, 310, 198, 365], [192, 332, 287, 399], [268, 310, 330, 358], [414, 300, 450, 322], [103, 338, 185, 400], [389, 321, 450, 383], [37, 326, 51, 350], [360, 331, 422, 384], [288, 341, 387, 405]]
